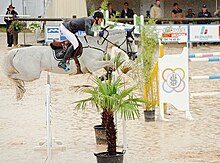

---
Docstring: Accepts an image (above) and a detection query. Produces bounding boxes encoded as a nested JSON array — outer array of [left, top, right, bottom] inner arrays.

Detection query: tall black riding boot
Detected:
[[58, 45, 74, 70]]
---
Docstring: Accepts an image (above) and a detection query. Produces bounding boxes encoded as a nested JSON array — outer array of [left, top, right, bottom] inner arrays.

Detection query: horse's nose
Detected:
[[131, 56, 136, 61]]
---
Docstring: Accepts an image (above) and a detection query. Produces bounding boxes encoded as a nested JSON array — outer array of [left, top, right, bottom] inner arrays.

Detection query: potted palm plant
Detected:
[[75, 76, 144, 163], [94, 53, 130, 145]]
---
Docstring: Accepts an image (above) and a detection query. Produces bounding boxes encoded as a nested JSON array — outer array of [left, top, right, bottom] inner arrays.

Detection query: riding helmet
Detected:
[[93, 11, 104, 19]]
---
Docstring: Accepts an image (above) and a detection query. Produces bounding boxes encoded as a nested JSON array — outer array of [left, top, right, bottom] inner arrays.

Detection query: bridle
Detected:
[[97, 26, 137, 60]]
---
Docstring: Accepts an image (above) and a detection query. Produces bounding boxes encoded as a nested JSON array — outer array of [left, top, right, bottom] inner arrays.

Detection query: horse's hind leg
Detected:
[[9, 63, 41, 100], [10, 72, 40, 82], [12, 79, 26, 101], [10, 70, 41, 101], [11, 60, 42, 82]]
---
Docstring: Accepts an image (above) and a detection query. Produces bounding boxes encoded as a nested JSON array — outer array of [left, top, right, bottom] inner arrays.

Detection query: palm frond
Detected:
[[75, 97, 93, 110], [115, 102, 140, 120], [118, 86, 137, 99]]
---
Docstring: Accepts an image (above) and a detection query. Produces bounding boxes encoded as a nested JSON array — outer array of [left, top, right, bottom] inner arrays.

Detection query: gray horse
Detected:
[[3, 27, 138, 101]]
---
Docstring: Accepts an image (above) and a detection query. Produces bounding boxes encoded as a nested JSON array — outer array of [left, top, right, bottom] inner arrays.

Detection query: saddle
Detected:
[[50, 39, 83, 73]]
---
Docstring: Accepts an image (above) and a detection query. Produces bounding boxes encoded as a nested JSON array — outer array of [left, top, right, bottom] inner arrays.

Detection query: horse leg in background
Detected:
[[99, 67, 113, 81]]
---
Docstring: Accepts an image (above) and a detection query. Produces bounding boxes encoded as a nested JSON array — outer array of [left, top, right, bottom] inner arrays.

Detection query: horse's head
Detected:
[[126, 27, 138, 60], [98, 26, 138, 61]]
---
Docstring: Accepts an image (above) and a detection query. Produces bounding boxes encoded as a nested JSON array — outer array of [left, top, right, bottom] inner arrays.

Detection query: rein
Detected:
[[83, 36, 106, 53], [97, 29, 136, 57]]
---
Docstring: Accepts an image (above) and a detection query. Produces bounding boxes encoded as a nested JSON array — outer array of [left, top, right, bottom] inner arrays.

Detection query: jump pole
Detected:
[[112, 70, 128, 162], [34, 72, 65, 162], [189, 52, 220, 58], [46, 72, 52, 163], [189, 57, 220, 62], [34, 72, 52, 163]]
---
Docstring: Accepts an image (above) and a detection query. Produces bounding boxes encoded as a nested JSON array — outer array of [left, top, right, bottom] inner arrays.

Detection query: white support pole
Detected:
[[122, 117, 127, 163], [46, 72, 52, 163], [112, 71, 119, 146], [113, 68, 128, 162], [34, 72, 65, 162], [121, 77, 128, 163]]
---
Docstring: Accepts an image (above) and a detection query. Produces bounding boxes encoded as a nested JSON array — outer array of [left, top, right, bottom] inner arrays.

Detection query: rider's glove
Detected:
[[99, 31, 104, 37]]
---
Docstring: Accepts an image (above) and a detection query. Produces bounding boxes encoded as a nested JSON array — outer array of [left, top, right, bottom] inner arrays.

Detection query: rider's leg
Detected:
[[58, 45, 74, 69], [58, 24, 79, 70], [60, 24, 79, 48]]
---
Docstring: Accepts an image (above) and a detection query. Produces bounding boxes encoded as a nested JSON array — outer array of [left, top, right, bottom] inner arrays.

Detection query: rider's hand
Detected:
[[94, 32, 98, 36], [99, 31, 104, 37]]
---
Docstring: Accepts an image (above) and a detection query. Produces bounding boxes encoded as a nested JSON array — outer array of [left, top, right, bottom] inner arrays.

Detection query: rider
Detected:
[[58, 11, 104, 71]]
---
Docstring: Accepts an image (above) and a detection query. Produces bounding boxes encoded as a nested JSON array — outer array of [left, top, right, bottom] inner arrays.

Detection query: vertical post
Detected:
[[112, 71, 118, 142], [46, 72, 52, 163], [122, 77, 127, 163], [122, 117, 127, 163], [22, 0, 26, 45]]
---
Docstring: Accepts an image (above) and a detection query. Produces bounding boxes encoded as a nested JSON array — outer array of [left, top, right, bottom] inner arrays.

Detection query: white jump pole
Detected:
[[0, 15, 31, 17], [33, 72, 53, 162], [34, 70, 65, 162], [189, 57, 220, 62], [189, 52, 220, 58], [46, 72, 52, 163]]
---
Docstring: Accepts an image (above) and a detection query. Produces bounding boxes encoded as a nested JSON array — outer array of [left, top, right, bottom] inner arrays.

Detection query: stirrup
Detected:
[[58, 62, 66, 69], [58, 62, 70, 71]]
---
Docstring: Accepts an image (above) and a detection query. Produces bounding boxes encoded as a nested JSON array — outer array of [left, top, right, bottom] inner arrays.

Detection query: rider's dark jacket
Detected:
[[62, 16, 95, 36]]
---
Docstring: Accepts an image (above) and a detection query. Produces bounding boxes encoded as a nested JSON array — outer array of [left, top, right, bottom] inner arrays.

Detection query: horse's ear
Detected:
[[127, 27, 135, 39], [101, 26, 110, 31]]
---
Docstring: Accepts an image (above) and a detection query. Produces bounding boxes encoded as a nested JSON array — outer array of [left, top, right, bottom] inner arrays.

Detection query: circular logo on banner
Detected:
[[162, 68, 185, 93]]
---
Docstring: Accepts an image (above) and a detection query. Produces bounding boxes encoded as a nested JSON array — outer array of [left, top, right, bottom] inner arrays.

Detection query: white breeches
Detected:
[[60, 24, 79, 50]]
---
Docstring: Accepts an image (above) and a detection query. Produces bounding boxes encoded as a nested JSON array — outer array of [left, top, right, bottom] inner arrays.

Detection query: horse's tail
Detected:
[[3, 49, 26, 101]]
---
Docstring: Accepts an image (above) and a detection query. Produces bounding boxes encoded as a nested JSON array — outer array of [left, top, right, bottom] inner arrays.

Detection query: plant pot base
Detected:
[[144, 110, 155, 122], [94, 125, 107, 145], [95, 152, 124, 163]]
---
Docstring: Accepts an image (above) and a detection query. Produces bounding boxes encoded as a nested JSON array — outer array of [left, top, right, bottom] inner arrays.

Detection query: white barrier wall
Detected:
[[158, 47, 192, 120]]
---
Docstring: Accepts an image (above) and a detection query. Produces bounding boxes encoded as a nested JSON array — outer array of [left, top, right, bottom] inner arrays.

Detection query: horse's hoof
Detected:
[[99, 76, 104, 81], [76, 69, 83, 74]]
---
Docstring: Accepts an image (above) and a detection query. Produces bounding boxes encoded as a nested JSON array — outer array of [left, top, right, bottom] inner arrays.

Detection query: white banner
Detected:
[[157, 25, 188, 43], [158, 47, 190, 119], [45, 25, 61, 42], [189, 25, 220, 42], [45, 25, 85, 42]]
